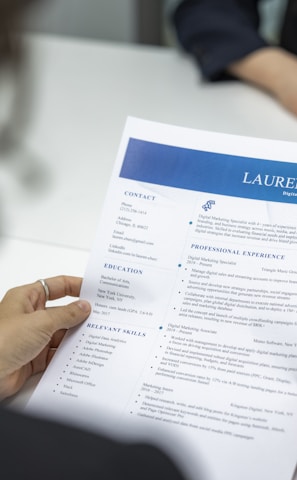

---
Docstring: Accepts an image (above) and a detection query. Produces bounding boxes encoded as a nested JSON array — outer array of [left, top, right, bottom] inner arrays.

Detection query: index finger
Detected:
[[0, 276, 84, 315]]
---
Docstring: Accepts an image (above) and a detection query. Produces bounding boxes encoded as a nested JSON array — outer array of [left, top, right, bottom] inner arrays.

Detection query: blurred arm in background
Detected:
[[172, 0, 297, 116]]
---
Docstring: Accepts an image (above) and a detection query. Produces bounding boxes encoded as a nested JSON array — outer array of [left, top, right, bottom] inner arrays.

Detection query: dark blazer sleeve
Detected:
[[0, 407, 187, 480], [172, 0, 267, 80]]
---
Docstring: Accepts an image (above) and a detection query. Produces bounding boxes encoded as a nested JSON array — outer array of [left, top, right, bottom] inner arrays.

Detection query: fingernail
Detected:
[[77, 300, 91, 313]]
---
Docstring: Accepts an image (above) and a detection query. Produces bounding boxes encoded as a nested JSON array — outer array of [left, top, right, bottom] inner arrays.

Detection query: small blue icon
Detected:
[[202, 200, 215, 211]]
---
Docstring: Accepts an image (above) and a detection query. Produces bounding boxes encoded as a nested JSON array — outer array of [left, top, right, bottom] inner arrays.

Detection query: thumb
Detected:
[[45, 300, 91, 332]]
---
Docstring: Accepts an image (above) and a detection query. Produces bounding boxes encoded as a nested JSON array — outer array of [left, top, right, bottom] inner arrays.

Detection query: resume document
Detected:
[[27, 118, 297, 480]]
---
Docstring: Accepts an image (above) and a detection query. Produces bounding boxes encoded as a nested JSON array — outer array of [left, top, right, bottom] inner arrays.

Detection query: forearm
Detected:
[[227, 46, 297, 115], [227, 47, 289, 92]]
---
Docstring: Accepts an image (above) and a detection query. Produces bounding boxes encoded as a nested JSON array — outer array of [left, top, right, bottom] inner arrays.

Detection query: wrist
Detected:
[[227, 47, 291, 96]]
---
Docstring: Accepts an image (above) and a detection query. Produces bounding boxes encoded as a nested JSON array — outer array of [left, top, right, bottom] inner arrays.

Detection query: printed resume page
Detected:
[[27, 117, 297, 480]]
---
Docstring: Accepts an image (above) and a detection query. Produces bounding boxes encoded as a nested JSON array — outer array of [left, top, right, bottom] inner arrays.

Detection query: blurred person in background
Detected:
[[0, 2, 191, 479], [172, 0, 297, 116], [0, 0, 34, 142], [0, 0, 44, 187]]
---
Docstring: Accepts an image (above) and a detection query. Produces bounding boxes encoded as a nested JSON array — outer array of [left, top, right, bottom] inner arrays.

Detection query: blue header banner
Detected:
[[119, 138, 297, 204]]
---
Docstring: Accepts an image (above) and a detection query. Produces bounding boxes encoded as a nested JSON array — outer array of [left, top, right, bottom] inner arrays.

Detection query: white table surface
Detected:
[[1, 34, 297, 252], [1, 34, 297, 419]]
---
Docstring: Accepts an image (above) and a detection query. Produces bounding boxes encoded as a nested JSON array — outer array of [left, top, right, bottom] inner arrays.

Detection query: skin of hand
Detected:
[[227, 46, 297, 117], [0, 275, 91, 400]]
